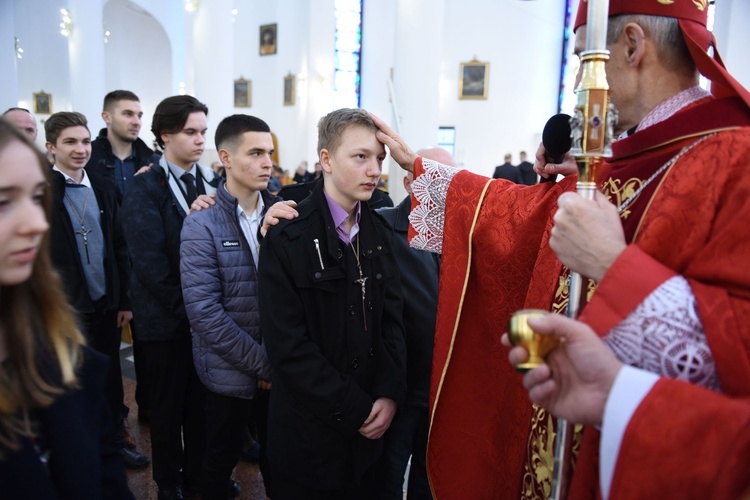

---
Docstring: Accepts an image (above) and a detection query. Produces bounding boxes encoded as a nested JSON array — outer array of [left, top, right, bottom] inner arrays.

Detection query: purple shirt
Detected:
[[324, 190, 361, 244]]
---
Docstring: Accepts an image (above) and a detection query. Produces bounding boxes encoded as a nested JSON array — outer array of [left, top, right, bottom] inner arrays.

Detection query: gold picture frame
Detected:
[[33, 91, 52, 114], [458, 59, 490, 100], [260, 23, 277, 56], [234, 78, 251, 108], [283, 73, 296, 106]]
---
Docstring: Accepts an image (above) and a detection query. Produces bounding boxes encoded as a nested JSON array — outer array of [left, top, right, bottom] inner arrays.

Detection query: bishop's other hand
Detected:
[[550, 191, 626, 282]]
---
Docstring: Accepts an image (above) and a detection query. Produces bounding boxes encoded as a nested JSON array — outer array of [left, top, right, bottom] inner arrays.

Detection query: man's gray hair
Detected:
[[607, 15, 695, 75]]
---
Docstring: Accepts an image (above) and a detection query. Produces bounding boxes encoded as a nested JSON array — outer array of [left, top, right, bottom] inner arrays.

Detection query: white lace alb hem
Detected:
[[408, 158, 461, 254]]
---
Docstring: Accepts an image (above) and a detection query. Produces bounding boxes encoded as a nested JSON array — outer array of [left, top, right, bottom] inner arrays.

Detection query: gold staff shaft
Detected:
[[551, 1, 616, 498]]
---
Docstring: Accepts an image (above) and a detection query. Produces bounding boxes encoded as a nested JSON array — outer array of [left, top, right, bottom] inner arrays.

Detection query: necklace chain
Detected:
[[617, 133, 714, 215], [64, 185, 89, 224], [64, 185, 93, 264], [350, 235, 368, 332]]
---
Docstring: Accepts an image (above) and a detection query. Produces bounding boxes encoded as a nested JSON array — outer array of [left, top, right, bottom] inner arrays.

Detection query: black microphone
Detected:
[[542, 113, 572, 164]]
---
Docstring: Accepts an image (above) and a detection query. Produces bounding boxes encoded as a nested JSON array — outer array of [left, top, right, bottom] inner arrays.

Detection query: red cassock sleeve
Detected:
[[610, 378, 750, 499]]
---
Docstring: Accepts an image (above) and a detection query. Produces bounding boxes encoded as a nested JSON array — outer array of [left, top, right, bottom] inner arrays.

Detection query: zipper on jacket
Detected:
[[313, 238, 325, 270]]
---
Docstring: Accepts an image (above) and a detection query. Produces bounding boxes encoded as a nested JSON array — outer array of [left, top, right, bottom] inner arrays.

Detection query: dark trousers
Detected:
[[374, 403, 432, 499], [250, 388, 272, 496], [201, 389, 253, 500], [141, 337, 206, 490], [130, 320, 151, 414], [80, 307, 123, 433]]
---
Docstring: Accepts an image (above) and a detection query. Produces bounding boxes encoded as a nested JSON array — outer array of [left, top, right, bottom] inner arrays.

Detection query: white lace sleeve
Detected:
[[408, 158, 462, 254], [602, 276, 721, 391]]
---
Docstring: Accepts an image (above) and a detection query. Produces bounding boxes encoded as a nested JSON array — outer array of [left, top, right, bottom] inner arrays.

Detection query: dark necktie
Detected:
[[181, 172, 198, 205]]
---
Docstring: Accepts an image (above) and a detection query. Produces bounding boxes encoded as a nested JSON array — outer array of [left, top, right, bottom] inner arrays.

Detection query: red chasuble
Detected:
[[424, 168, 576, 499], [425, 96, 750, 499], [610, 379, 750, 499]]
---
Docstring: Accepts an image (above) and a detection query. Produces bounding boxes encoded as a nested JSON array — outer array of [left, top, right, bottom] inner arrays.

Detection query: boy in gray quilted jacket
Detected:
[[180, 114, 281, 499]]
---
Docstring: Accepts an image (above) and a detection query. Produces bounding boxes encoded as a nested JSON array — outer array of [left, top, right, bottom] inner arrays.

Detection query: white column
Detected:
[[191, 0, 234, 150], [0, 1, 19, 110], [389, 0, 446, 202], [67, 0, 106, 128]]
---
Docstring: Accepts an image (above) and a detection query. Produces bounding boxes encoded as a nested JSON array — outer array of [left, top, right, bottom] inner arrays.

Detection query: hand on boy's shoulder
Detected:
[[188, 193, 216, 214], [261, 200, 299, 236]]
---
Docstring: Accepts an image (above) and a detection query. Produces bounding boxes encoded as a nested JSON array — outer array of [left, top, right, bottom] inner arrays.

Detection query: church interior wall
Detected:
[[2, 0, 748, 199]]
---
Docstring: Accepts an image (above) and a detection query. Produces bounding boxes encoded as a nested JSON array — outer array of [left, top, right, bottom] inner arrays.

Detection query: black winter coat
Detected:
[[492, 162, 521, 183], [258, 181, 407, 490], [518, 160, 537, 186], [49, 170, 131, 313], [0, 347, 134, 499], [377, 196, 439, 406], [85, 128, 154, 202], [120, 159, 219, 341]]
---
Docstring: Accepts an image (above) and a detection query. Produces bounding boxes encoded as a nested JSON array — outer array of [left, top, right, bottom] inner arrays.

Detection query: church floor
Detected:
[[120, 345, 268, 500]]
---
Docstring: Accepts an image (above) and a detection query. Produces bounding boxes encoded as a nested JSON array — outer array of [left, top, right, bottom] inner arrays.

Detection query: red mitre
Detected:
[[574, 0, 750, 110]]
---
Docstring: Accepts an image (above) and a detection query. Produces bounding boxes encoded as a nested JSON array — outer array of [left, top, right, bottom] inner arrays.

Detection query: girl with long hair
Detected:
[[0, 117, 133, 498]]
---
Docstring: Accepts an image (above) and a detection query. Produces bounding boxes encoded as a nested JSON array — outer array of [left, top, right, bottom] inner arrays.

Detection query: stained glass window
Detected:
[[334, 0, 363, 109], [558, 0, 577, 113]]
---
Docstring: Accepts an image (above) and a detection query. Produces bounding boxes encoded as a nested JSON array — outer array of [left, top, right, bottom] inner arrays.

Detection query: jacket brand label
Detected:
[[222, 240, 240, 248]]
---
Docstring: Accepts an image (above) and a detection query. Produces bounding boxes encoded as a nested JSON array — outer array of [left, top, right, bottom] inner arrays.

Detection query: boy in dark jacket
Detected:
[[44, 111, 150, 470], [258, 108, 407, 499], [180, 114, 280, 499], [121, 95, 220, 500], [85, 90, 154, 202]]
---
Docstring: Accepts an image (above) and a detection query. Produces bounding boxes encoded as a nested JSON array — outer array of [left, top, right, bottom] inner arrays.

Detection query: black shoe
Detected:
[[229, 480, 241, 498], [120, 447, 151, 470], [157, 487, 183, 500]]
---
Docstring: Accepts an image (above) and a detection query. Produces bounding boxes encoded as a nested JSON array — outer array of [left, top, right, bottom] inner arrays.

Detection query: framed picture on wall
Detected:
[[260, 23, 277, 56], [458, 59, 490, 100], [33, 91, 52, 114], [234, 78, 251, 107], [283, 73, 296, 106]]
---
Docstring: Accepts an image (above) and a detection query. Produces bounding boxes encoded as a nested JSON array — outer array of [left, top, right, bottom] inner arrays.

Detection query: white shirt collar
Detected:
[[231, 185, 265, 222], [166, 159, 197, 181], [53, 165, 92, 188]]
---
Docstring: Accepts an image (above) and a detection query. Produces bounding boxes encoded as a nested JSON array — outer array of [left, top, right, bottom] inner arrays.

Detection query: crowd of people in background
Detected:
[[491, 151, 537, 185]]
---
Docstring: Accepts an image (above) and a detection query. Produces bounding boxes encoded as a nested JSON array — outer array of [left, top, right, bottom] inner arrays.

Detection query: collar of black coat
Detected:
[[279, 179, 389, 264], [91, 127, 155, 165]]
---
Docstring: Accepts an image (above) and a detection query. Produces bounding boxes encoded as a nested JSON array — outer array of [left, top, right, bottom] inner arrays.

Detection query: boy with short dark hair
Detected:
[[258, 108, 406, 499], [86, 90, 154, 201], [180, 114, 281, 499]]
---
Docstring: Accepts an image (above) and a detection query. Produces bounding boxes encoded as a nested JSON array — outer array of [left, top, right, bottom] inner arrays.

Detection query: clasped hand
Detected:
[[550, 191, 627, 282], [359, 397, 397, 440]]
